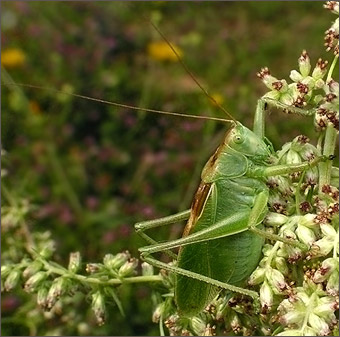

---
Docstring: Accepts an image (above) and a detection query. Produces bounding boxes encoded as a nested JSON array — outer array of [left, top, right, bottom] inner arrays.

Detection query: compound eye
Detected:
[[233, 134, 244, 144]]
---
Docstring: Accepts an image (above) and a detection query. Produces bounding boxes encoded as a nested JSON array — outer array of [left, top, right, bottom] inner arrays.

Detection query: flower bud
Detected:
[[86, 263, 102, 274], [267, 268, 287, 294], [230, 313, 241, 334], [295, 224, 316, 246], [324, 1, 339, 14], [281, 228, 297, 240], [37, 286, 49, 309], [283, 245, 303, 263], [91, 291, 106, 325], [313, 258, 338, 282], [190, 316, 206, 336], [264, 212, 288, 227], [4, 269, 21, 291], [281, 309, 304, 326], [24, 271, 48, 292], [320, 223, 337, 237], [290, 70, 303, 83], [327, 79, 339, 93], [305, 169, 318, 187], [103, 251, 130, 270], [299, 214, 317, 228], [1, 265, 12, 280], [46, 277, 70, 309], [314, 296, 338, 319], [23, 261, 43, 279], [280, 92, 294, 106], [311, 237, 334, 257], [286, 149, 301, 164], [248, 267, 265, 286], [274, 257, 289, 276], [312, 59, 328, 80], [326, 271, 339, 296], [118, 258, 138, 277], [308, 312, 330, 336], [277, 177, 293, 196], [257, 68, 278, 89], [298, 50, 311, 77], [141, 262, 154, 276], [152, 303, 164, 323], [68, 252, 81, 273], [260, 281, 273, 311]]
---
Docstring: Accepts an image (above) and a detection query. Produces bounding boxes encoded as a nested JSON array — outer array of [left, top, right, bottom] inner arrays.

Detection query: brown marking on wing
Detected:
[[182, 182, 212, 237]]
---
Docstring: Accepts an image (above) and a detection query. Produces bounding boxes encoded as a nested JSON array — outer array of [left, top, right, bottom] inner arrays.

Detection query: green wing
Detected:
[[175, 180, 264, 316]]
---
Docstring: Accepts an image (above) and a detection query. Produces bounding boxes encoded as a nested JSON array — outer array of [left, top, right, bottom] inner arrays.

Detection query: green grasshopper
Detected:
[[133, 23, 329, 317], [135, 100, 326, 317]]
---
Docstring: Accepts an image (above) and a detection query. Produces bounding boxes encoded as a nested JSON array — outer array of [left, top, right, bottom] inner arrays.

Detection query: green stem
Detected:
[[40, 258, 163, 286], [318, 125, 337, 192], [326, 55, 339, 82], [318, 55, 338, 192]]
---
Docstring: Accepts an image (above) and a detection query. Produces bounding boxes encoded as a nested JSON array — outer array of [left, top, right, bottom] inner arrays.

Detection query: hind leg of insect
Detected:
[[141, 252, 260, 300], [135, 209, 191, 259], [136, 208, 262, 300]]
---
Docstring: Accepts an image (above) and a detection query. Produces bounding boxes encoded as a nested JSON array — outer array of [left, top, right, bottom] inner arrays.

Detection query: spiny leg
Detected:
[[141, 254, 259, 301]]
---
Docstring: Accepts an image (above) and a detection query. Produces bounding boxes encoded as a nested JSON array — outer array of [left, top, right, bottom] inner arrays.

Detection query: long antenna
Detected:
[[148, 20, 237, 123], [5, 82, 233, 124]]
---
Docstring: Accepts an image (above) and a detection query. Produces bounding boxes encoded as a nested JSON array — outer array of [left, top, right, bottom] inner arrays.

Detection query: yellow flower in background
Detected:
[[210, 93, 224, 107], [147, 41, 183, 62], [1, 48, 26, 68]]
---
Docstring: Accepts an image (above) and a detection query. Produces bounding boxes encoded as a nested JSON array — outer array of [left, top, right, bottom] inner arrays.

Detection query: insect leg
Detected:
[[251, 154, 330, 177], [139, 212, 248, 255], [253, 99, 266, 139], [261, 97, 316, 116], [135, 209, 191, 232], [141, 254, 260, 301], [247, 190, 307, 249], [135, 210, 191, 259], [253, 97, 317, 139]]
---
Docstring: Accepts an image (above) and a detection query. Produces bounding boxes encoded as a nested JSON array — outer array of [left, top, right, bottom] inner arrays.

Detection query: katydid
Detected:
[[133, 22, 330, 317], [135, 100, 327, 316]]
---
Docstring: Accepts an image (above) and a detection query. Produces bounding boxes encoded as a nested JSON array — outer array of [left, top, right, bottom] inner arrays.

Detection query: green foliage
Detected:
[[1, 1, 339, 336]]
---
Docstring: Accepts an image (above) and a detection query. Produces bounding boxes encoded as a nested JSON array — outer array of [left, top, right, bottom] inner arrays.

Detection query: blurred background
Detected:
[[1, 1, 335, 335]]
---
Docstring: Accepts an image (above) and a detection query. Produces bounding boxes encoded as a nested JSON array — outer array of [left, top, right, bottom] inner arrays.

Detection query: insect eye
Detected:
[[233, 135, 244, 144]]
